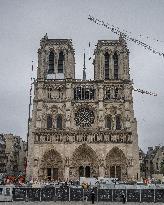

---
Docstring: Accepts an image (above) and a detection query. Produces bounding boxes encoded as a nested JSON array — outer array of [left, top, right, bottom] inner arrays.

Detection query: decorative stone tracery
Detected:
[[105, 147, 127, 180], [39, 149, 63, 180], [69, 144, 99, 179]]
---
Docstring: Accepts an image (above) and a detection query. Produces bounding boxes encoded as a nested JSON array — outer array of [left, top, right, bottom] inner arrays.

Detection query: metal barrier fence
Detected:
[[12, 187, 164, 202]]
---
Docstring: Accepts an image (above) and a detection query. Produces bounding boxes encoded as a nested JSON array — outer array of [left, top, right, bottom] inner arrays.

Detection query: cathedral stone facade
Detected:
[[27, 34, 140, 181]]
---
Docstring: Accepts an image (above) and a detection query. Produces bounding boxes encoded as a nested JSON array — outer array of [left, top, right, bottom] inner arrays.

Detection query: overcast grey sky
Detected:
[[0, 0, 164, 151]]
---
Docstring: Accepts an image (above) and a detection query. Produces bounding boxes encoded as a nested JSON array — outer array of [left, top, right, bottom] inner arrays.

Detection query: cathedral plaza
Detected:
[[26, 34, 140, 182]]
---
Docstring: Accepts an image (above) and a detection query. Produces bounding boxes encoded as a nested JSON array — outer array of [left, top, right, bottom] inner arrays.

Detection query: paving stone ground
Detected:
[[1, 202, 163, 205]]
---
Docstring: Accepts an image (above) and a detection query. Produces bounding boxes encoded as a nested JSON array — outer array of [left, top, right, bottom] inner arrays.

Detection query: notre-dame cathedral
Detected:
[[27, 34, 140, 181]]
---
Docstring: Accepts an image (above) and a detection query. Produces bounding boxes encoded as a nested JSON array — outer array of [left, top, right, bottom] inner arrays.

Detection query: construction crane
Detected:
[[88, 15, 158, 97], [133, 88, 157, 96], [88, 15, 164, 58]]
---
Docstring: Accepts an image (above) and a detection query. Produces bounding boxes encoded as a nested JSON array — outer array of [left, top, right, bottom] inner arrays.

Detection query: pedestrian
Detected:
[[122, 193, 126, 204], [91, 189, 95, 204]]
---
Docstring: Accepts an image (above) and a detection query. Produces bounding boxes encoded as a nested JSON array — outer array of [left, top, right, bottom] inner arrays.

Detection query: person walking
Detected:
[[91, 189, 95, 204], [122, 192, 126, 204]]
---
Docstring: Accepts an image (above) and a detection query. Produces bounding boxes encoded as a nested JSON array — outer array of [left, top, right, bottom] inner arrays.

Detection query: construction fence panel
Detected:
[[12, 187, 164, 202]]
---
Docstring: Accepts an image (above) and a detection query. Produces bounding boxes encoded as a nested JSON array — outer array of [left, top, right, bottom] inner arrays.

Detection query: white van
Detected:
[[0, 185, 14, 202]]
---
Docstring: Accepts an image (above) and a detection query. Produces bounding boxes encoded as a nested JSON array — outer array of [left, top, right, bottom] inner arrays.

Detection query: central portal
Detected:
[[79, 166, 91, 178], [70, 144, 99, 180]]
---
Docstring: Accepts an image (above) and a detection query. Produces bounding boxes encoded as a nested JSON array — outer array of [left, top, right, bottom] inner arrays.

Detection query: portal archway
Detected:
[[106, 147, 127, 180], [70, 144, 99, 179], [39, 149, 63, 181]]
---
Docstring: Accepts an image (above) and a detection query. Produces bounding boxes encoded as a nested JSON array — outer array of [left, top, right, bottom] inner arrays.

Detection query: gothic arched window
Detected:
[[105, 116, 112, 129], [113, 52, 119, 80], [106, 88, 111, 100], [47, 114, 52, 129], [104, 52, 110, 80], [74, 86, 95, 100], [58, 52, 64, 73], [85, 166, 91, 177], [116, 115, 121, 130], [48, 52, 54, 74], [56, 115, 62, 129], [47, 87, 52, 99], [79, 166, 84, 177], [115, 88, 119, 99]]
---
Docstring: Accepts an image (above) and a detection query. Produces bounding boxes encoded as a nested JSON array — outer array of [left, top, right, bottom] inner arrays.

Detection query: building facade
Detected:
[[27, 35, 140, 181], [4, 134, 20, 175], [18, 138, 27, 175], [4, 134, 27, 176], [144, 146, 164, 178], [0, 134, 7, 173], [139, 148, 146, 179], [152, 146, 164, 175]]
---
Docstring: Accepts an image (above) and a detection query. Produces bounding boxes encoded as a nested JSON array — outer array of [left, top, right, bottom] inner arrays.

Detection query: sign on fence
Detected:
[[56, 187, 69, 201], [41, 188, 55, 201], [98, 189, 112, 201], [141, 189, 154, 202], [70, 188, 83, 201], [27, 188, 40, 201], [127, 189, 140, 202], [155, 189, 164, 202]]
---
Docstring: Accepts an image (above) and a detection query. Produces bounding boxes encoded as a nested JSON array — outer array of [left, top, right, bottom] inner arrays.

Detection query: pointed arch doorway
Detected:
[[39, 149, 63, 181], [70, 144, 99, 179], [79, 165, 91, 177], [106, 147, 127, 180], [47, 168, 59, 181], [110, 165, 121, 179]]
